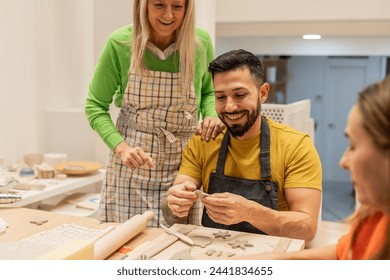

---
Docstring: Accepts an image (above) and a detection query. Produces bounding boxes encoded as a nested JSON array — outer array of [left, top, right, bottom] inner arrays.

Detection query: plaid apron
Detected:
[[98, 70, 197, 227]]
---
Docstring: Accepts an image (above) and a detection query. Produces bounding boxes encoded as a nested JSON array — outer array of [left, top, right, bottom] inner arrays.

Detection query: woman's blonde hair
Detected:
[[131, 0, 198, 90], [348, 75, 390, 259]]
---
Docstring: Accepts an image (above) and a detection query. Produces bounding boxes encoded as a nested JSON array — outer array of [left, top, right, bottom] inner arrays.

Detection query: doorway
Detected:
[[286, 56, 385, 220], [323, 57, 384, 182]]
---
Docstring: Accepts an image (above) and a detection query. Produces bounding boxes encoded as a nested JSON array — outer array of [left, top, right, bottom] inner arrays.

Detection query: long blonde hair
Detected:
[[131, 0, 198, 90], [348, 75, 390, 259]]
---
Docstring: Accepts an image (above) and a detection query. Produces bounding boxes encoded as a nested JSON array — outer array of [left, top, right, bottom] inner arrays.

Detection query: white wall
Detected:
[[196, 0, 216, 45], [93, 0, 133, 63], [0, 0, 38, 164], [215, 0, 390, 22], [36, 0, 98, 164], [0, 0, 95, 164], [0, 0, 131, 165], [215, 0, 390, 56], [34, 0, 94, 110]]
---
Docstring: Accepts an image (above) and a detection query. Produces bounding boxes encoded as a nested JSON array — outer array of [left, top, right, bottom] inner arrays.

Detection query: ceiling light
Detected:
[[303, 34, 322, 40]]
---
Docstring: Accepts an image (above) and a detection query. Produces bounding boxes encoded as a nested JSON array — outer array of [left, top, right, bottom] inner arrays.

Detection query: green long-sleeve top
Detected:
[[85, 25, 216, 151]]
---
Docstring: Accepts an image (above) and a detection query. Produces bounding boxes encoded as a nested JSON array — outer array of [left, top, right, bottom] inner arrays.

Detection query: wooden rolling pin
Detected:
[[94, 210, 154, 260]]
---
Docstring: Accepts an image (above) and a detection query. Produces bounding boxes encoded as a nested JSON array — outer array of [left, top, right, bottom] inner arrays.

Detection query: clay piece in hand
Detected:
[[194, 190, 209, 199]]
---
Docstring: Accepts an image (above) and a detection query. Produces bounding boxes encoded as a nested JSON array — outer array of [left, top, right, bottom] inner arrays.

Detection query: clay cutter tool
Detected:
[[160, 224, 194, 246]]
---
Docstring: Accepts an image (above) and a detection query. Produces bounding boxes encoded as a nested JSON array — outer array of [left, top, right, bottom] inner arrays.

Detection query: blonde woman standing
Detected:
[[86, 0, 223, 226]]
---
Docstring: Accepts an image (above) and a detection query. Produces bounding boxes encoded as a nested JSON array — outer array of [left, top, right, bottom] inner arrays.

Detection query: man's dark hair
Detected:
[[208, 49, 265, 88]]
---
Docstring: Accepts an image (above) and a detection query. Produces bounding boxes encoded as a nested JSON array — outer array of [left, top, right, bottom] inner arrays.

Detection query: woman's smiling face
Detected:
[[147, 0, 186, 49]]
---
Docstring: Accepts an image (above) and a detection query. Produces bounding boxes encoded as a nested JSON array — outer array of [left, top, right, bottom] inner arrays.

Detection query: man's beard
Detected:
[[220, 98, 261, 138]]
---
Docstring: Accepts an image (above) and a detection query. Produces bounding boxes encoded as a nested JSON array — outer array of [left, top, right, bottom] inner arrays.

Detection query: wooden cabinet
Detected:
[[258, 57, 289, 104]]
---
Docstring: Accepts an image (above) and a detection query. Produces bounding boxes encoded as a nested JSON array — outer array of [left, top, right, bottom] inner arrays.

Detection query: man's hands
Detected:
[[166, 181, 198, 218], [196, 116, 225, 141], [202, 192, 251, 225], [114, 141, 154, 169], [167, 182, 252, 226]]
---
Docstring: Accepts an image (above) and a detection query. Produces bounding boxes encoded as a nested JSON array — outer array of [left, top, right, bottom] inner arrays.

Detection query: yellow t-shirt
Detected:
[[178, 117, 322, 211]]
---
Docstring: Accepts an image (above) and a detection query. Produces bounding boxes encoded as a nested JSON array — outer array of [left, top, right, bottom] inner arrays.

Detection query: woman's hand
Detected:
[[114, 141, 154, 169], [196, 116, 225, 141]]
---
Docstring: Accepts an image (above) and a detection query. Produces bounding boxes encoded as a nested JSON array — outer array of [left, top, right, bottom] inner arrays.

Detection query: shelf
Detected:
[[259, 57, 289, 104]]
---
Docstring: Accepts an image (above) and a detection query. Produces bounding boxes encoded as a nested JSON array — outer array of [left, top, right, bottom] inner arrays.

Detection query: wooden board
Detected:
[[126, 224, 305, 260], [0, 208, 103, 244]]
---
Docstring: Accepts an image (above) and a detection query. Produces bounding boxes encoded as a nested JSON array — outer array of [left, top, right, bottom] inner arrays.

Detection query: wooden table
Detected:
[[0, 170, 104, 208], [0, 208, 159, 260], [107, 227, 162, 260], [0, 208, 105, 243], [0, 208, 351, 260]]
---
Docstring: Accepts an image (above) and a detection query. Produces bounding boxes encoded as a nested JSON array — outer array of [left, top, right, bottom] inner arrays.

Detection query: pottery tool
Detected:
[[125, 224, 197, 260], [160, 224, 194, 246]]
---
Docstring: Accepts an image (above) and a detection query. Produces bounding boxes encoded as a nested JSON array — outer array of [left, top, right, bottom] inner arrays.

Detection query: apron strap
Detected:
[[260, 116, 271, 179], [214, 129, 230, 175], [214, 116, 272, 179]]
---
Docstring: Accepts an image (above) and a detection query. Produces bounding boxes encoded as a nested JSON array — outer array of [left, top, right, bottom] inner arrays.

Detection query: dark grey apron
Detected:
[[201, 116, 278, 234]]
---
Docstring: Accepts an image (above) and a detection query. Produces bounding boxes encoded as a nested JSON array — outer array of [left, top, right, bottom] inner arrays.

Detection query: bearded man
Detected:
[[162, 49, 322, 244]]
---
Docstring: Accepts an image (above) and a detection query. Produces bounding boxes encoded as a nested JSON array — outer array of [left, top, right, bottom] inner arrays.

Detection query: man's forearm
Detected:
[[247, 201, 317, 243]]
